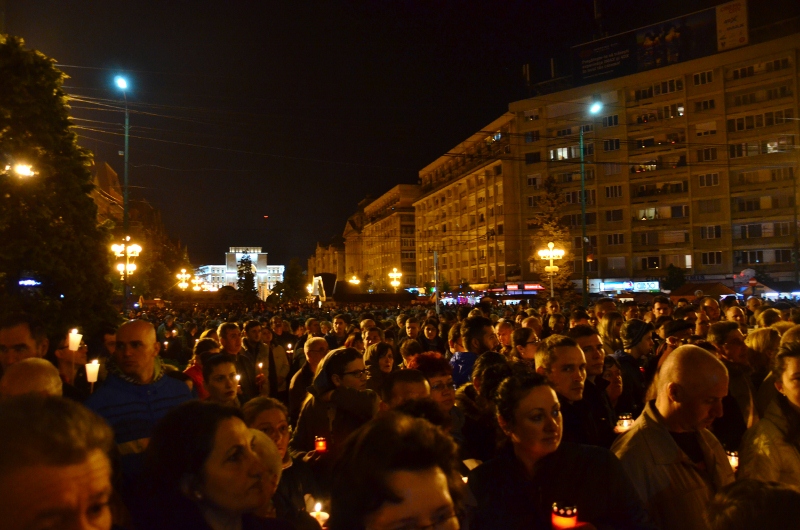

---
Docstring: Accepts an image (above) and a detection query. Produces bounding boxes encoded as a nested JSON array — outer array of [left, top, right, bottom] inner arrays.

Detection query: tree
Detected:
[[0, 36, 117, 335], [527, 175, 575, 297], [663, 264, 686, 291], [272, 258, 306, 301], [237, 254, 258, 300]]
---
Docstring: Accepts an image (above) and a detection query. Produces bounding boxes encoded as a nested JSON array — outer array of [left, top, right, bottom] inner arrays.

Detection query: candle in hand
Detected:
[[315, 436, 327, 453], [727, 451, 739, 472], [85, 360, 100, 383], [310, 502, 329, 524], [551, 503, 578, 529], [616, 413, 634, 433], [68, 329, 83, 351]]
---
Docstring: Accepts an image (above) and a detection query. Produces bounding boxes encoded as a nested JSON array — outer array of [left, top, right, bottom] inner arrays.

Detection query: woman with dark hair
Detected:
[[184, 337, 220, 399], [598, 311, 624, 357], [406, 352, 464, 446], [364, 342, 395, 393], [244, 397, 320, 530], [420, 318, 447, 354], [510, 327, 537, 369], [344, 331, 365, 353], [739, 342, 800, 485], [602, 355, 624, 412], [329, 412, 463, 530], [203, 354, 240, 408], [290, 348, 379, 488], [706, 479, 800, 530], [132, 401, 292, 530], [468, 371, 652, 529]]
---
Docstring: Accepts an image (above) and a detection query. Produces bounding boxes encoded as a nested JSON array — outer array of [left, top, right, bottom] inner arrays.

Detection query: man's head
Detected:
[[0, 358, 63, 397], [305, 318, 321, 337], [0, 316, 49, 371], [332, 314, 347, 337], [243, 320, 262, 343], [0, 395, 115, 530], [620, 319, 654, 359], [652, 296, 672, 318], [569, 310, 591, 328], [405, 317, 420, 340], [656, 345, 728, 432], [566, 325, 604, 378], [593, 298, 617, 322], [381, 369, 431, 409], [726, 306, 746, 328], [622, 301, 640, 321], [696, 308, 711, 337], [701, 297, 721, 322], [460, 316, 496, 355], [545, 298, 561, 316], [363, 327, 383, 348], [495, 320, 514, 347], [535, 335, 586, 403], [708, 321, 748, 366], [304, 337, 329, 373], [269, 316, 284, 335], [217, 322, 242, 355], [746, 296, 762, 313], [115, 320, 161, 385]]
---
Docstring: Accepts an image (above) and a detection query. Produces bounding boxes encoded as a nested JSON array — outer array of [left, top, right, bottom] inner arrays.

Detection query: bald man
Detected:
[[0, 358, 62, 397], [85, 319, 193, 484], [612, 346, 734, 530]]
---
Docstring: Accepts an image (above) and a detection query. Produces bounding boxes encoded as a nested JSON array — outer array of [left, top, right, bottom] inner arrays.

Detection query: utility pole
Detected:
[[433, 250, 440, 315]]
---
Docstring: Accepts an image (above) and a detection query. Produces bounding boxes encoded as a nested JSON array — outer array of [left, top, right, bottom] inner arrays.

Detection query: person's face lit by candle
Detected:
[[776, 356, 800, 411], [429, 375, 456, 414], [206, 362, 238, 406], [259, 327, 273, 345], [251, 407, 290, 463], [498, 385, 562, 463], [602, 364, 623, 402], [378, 349, 394, 374]]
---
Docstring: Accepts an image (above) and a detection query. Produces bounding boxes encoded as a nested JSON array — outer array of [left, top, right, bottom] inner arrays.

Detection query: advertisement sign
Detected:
[[572, 2, 745, 85], [633, 281, 660, 293], [717, 0, 748, 50], [602, 281, 633, 291]]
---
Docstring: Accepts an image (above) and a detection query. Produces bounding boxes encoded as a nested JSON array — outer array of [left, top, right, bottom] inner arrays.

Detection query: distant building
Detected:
[[196, 247, 284, 300], [307, 237, 346, 282]]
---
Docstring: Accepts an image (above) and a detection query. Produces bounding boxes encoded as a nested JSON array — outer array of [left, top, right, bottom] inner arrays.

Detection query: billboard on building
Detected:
[[572, 1, 747, 85]]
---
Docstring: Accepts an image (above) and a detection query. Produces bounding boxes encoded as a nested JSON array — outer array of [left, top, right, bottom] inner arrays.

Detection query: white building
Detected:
[[196, 247, 284, 300]]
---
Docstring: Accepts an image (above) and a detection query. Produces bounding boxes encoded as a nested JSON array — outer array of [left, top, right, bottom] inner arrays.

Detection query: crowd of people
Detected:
[[2, 293, 800, 529]]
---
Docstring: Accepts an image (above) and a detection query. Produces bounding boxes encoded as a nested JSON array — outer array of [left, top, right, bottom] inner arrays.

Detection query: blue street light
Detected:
[[115, 75, 131, 310], [114, 76, 128, 90], [580, 98, 603, 306], [589, 101, 603, 114]]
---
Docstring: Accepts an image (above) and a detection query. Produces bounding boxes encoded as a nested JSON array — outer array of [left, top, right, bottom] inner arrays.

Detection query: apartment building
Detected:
[[361, 184, 419, 290], [510, 31, 800, 287], [414, 113, 523, 289], [307, 238, 345, 282]]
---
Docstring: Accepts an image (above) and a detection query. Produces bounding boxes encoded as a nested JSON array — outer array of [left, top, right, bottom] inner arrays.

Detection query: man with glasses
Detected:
[[407, 352, 464, 446]]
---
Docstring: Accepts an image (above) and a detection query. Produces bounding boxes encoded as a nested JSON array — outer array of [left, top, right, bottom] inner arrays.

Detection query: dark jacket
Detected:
[[468, 442, 654, 530], [324, 332, 346, 351], [288, 363, 315, 426], [613, 351, 646, 418], [274, 458, 320, 529], [450, 351, 477, 387], [559, 382, 617, 449], [455, 383, 499, 462], [712, 360, 757, 451]]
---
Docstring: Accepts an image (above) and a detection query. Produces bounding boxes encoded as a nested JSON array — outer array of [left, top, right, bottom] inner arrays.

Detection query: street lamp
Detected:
[[177, 269, 191, 290], [538, 242, 565, 298], [348, 275, 361, 285], [580, 98, 603, 306], [191, 276, 203, 291], [388, 267, 402, 293], [115, 75, 130, 233], [111, 237, 141, 309]]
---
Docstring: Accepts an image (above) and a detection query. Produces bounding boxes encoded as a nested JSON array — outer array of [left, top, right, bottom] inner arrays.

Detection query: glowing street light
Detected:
[[388, 267, 403, 293], [114, 75, 131, 233], [579, 97, 603, 306], [176, 269, 191, 290], [348, 275, 361, 285], [111, 236, 141, 308], [306, 283, 313, 294], [538, 242, 565, 298], [191, 276, 203, 291], [114, 76, 128, 90]]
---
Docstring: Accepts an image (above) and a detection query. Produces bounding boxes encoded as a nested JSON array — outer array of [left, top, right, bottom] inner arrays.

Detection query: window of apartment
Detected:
[[605, 209, 623, 222], [524, 109, 539, 121], [671, 205, 689, 218], [701, 225, 722, 239], [603, 139, 621, 151], [660, 103, 684, 119], [557, 128, 573, 137], [693, 70, 713, 85], [602, 114, 619, 127], [738, 198, 763, 212], [701, 251, 723, 265], [698, 199, 721, 213], [564, 213, 597, 226], [607, 256, 626, 270], [732, 65, 755, 79], [565, 190, 596, 204], [697, 147, 717, 161], [524, 131, 540, 143], [527, 174, 541, 187], [767, 58, 791, 72], [699, 173, 719, 187], [776, 249, 792, 263], [776, 222, 791, 236], [526, 196, 537, 208], [607, 233, 624, 245], [694, 99, 715, 112], [605, 185, 623, 199], [737, 250, 764, 264], [767, 85, 792, 100], [573, 235, 597, 249], [580, 124, 594, 133], [740, 224, 763, 238], [640, 256, 660, 269], [496, 224, 504, 235], [525, 152, 541, 164], [696, 121, 717, 136], [733, 92, 757, 106], [603, 162, 622, 175]]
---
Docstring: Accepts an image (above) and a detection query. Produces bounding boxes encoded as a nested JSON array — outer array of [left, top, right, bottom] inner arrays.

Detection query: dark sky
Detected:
[[6, 1, 800, 267]]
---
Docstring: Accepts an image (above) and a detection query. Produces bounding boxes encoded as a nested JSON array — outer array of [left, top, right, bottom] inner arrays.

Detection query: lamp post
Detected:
[[111, 237, 141, 309], [580, 99, 603, 307], [348, 274, 361, 285], [191, 276, 203, 291], [388, 267, 402, 293], [114, 76, 130, 233], [538, 242, 565, 298], [177, 269, 191, 290]]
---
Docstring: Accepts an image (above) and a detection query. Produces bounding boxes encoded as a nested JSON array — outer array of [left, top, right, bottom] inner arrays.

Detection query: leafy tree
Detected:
[[527, 175, 575, 296], [272, 258, 307, 301], [663, 264, 686, 291], [237, 254, 258, 300], [0, 36, 117, 335]]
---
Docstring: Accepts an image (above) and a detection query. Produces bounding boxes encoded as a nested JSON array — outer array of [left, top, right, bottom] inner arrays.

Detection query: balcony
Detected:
[[629, 156, 687, 176], [632, 182, 689, 201], [632, 216, 690, 228], [632, 239, 690, 252], [731, 206, 793, 220]]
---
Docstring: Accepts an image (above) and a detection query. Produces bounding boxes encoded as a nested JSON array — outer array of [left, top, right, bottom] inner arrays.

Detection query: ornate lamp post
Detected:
[[111, 237, 141, 309], [538, 242, 565, 298], [176, 269, 191, 290], [388, 267, 402, 293]]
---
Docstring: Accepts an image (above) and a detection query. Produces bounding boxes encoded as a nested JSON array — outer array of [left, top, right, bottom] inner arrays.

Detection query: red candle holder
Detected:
[[315, 436, 328, 453], [551, 503, 578, 529]]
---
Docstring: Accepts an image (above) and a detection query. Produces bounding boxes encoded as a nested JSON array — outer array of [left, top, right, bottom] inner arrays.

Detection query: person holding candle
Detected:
[[131, 401, 293, 530], [50, 329, 92, 400], [611, 345, 734, 530], [601, 356, 623, 412], [468, 370, 652, 530], [246, 321, 290, 404], [739, 342, 800, 485], [244, 397, 321, 530], [329, 412, 463, 530], [218, 322, 258, 404], [613, 319, 654, 419]]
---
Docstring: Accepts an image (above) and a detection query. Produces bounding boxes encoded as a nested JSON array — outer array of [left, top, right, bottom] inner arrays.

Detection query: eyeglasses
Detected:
[[343, 369, 368, 378]]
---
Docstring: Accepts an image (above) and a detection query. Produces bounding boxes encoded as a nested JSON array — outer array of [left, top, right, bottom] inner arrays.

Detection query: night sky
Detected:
[[6, 1, 800, 267]]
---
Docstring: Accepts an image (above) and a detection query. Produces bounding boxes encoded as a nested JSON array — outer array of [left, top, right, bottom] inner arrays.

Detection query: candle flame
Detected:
[[91, 359, 99, 365], [314, 502, 321, 513], [71, 329, 78, 334]]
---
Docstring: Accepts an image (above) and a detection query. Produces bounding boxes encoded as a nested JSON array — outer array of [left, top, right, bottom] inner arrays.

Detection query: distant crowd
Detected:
[[2, 293, 800, 529]]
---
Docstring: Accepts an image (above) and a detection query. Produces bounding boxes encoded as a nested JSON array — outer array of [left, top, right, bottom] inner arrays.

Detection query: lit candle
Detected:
[[616, 413, 634, 433], [461, 476, 468, 483], [235, 374, 241, 382], [85, 359, 100, 383], [727, 451, 739, 472], [68, 329, 82, 351], [310, 502, 329, 525], [315, 436, 327, 453], [551, 503, 578, 529]]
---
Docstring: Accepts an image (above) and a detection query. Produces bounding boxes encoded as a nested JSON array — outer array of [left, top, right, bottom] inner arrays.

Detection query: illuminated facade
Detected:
[[196, 247, 284, 300]]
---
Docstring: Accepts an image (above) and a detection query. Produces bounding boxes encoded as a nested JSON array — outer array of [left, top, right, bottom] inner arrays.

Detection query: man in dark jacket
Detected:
[[613, 319, 654, 418]]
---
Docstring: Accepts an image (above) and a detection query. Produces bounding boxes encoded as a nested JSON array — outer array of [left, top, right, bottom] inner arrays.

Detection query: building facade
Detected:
[[510, 32, 800, 288], [195, 247, 284, 300], [414, 114, 523, 290], [307, 239, 346, 282], [361, 184, 419, 290]]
